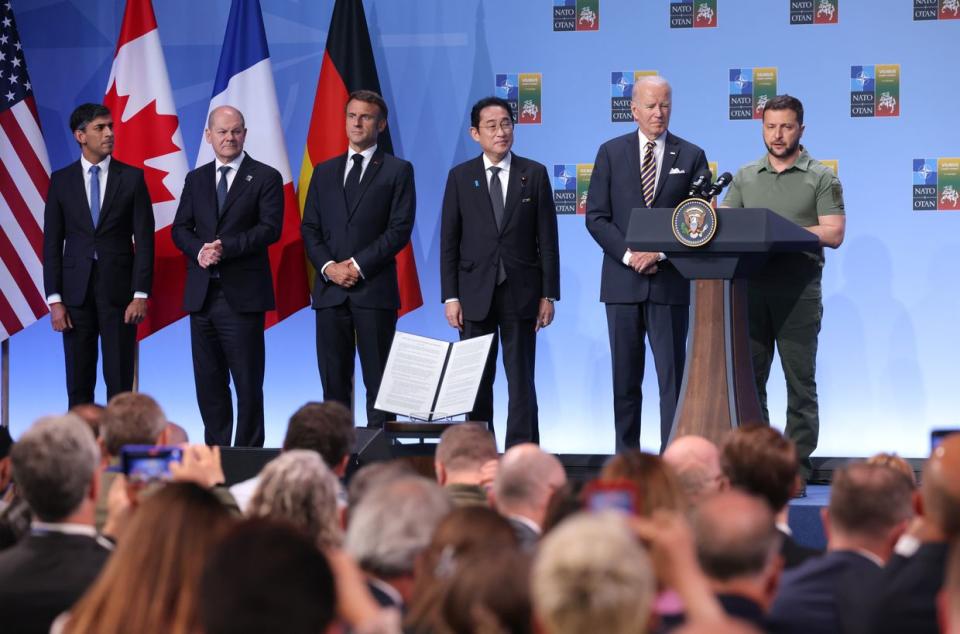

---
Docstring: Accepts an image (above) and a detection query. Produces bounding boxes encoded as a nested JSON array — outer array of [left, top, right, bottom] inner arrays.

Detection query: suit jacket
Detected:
[[868, 542, 949, 634], [43, 158, 154, 306], [0, 531, 111, 634], [300, 149, 415, 310], [769, 549, 883, 634], [780, 528, 822, 569], [440, 153, 560, 322], [172, 153, 283, 313], [585, 131, 709, 305]]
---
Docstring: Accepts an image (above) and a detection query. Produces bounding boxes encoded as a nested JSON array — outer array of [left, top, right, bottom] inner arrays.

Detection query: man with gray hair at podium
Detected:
[[585, 75, 710, 454], [720, 95, 845, 494]]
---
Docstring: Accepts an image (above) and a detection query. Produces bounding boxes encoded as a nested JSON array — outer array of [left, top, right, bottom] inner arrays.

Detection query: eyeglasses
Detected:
[[478, 119, 514, 133]]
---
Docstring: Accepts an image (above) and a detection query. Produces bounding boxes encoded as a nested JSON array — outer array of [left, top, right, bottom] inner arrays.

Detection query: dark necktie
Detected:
[[344, 153, 364, 208], [89, 165, 101, 228], [641, 140, 657, 207], [488, 166, 507, 284], [217, 165, 231, 215]]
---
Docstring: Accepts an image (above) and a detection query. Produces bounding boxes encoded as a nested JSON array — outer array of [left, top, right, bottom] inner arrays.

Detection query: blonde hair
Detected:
[[532, 512, 655, 634]]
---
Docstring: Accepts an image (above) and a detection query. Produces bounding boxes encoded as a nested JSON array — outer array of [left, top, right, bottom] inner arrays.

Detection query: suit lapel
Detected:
[[622, 132, 644, 207], [500, 153, 524, 233], [96, 159, 122, 230], [654, 133, 681, 205], [348, 149, 384, 219], [67, 161, 95, 231], [219, 154, 253, 222]]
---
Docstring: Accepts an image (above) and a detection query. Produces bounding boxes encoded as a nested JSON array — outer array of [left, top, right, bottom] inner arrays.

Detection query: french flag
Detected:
[[197, 0, 309, 328]]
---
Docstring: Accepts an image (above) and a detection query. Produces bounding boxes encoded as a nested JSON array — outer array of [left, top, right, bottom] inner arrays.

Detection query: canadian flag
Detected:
[[103, 0, 190, 339]]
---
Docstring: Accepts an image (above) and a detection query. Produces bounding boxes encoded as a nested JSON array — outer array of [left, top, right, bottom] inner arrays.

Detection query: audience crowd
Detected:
[[0, 392, 957, 634]]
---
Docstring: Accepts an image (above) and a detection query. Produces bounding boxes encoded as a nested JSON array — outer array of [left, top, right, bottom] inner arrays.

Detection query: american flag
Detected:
[[0, 0, 50, 341]]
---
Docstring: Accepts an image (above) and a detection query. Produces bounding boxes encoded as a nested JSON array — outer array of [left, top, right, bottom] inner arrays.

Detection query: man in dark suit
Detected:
[[585, 76, 709, 453], [440, 97, 560, 447], [865, 433, 960, 634], [0, 415, 111, 634], [172, 105, 282, 447], [301, 90, 415, 427], [493, 444, 566, 552], [721, 426, 822, 569], [43, 103, 154, 407], [769, 463, 914, 634]]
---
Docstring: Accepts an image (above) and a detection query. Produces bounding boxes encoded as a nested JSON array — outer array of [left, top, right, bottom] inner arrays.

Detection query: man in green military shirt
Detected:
[[721, 95, 845, 493]]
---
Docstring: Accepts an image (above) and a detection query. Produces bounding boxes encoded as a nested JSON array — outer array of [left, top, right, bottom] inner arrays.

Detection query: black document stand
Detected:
[[626, 207, 820, 445]]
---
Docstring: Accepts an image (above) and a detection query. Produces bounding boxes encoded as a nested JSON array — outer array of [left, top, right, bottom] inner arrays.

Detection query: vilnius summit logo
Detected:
[[553, 0, 599, 31]]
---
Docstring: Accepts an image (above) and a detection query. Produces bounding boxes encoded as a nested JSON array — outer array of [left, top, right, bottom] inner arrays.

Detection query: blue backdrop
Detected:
[[8, 0, 959, 457]]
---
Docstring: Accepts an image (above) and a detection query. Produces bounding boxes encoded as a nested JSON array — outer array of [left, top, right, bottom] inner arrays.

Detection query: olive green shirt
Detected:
[[723, 148, 844, 270]]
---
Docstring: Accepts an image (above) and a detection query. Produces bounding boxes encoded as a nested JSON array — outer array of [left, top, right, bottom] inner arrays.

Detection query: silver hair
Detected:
[[345, 476, 452, 577], [11, 414, 99, 522], [247, 450, 343, 550], [532, 512, 655, 634], [632, 74, 672, 99]]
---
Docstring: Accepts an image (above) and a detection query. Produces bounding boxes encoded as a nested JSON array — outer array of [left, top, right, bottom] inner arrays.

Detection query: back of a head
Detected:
[[494, 444, 566, 515], [248, 450, 342, 549], [866, 452, 917, 487], [347, 459, 417, 509], [436, 423, 498, 473], [693, 490, 781, 583], [828, 462, 914, 541], [442, 549, 533, 634], [283, 401, 356, 471], [201, 518, 336, 634], [922, 434, 960, 539], [532, 512, 655, 634], [601, 450, 686, 516], [663, 435, 726, 506], [11, 414, 98, 522], [66, 483, 234, 634], [721, 426, 797, 512], [346, 476, 452, 578], [100, 392, 167, 458]]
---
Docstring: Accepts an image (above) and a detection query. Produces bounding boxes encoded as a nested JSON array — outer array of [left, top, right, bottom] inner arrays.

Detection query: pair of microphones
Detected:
[[688, 172, 733, 200]]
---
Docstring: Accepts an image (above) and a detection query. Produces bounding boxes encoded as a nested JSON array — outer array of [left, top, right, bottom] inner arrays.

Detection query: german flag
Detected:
[[298, 0, 423, 317]]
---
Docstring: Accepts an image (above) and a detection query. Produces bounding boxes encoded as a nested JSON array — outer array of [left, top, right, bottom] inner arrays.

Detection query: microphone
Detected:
[[701, 172, 733, 200], [688, 174, 709, 198]]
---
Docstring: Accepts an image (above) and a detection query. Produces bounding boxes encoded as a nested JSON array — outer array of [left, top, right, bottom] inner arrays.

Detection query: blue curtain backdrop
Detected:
[[10, 0, 959, 457]]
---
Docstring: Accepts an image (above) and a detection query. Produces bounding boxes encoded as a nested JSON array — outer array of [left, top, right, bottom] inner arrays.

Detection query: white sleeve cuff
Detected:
[[621, 249, 632, 266], [133, 292, 149, 300], [350, 257, 364, 279], [47, 294, 63, 306], [320, 260, 335, 281]]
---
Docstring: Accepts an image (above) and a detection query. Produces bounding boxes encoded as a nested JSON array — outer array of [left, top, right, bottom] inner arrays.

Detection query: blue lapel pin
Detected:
[[474, 180, 480, 188]]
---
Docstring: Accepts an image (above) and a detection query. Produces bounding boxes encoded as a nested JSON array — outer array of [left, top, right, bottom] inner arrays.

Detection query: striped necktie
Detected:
[[641, 140, 657, 207]]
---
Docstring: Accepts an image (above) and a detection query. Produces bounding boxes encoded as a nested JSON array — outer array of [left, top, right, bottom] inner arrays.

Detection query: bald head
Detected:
[[922, 433, 960, 539], [494, 444, 566, 526], [631, 74, 671, 99], [693, 490, 780, 583], [663, 435, 727, 506]]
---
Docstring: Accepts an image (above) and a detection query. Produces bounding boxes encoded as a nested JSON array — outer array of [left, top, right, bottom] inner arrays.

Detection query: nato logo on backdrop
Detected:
[[670, 0, 717, 28], [495, 73, 542, 124], [553, 164, 594, 215], [790, 0, 839, 24], [913, 0, 960, 20], [850, 65, 900, 117], [610, 71, 657, 122], [914, 159, 960, 211], [729, 68, 777, 120], [553, 0, 600, 31]]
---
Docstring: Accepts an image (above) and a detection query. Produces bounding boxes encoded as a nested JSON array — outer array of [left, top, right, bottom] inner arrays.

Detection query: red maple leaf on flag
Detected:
[[104, 83, 181, 204]]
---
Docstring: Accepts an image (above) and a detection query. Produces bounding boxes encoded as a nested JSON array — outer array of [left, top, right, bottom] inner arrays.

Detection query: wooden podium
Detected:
[[626, 207, 819, 445]]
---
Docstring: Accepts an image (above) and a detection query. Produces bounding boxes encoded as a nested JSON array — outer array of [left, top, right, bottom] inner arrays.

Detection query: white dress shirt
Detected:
[[622, 130, 668, 267], [320, 145, 377, 281]]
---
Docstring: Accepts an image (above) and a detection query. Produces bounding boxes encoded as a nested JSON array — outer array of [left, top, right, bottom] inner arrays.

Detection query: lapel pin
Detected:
[[474, 180, 480, 188], [520, 175, 527, 186], [669, 151, 677, 155], [245, 174, 253, 182]]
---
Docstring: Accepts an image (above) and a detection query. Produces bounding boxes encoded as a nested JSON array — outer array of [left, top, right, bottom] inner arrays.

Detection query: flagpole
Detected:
[[133, 342, 140, 393], [1, 340, 8, 428]]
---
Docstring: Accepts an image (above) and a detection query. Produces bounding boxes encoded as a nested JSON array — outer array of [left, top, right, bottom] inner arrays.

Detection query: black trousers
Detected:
[[62, 262, 136, 407], [189, 281, 265, 447], [464, 281, 539, 448], [315, 300, 397, 427], [605, 301, 688, 453]]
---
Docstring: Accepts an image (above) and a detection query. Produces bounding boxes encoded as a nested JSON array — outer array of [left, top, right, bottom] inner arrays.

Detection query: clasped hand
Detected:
[[198, 240, 223, 269]]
